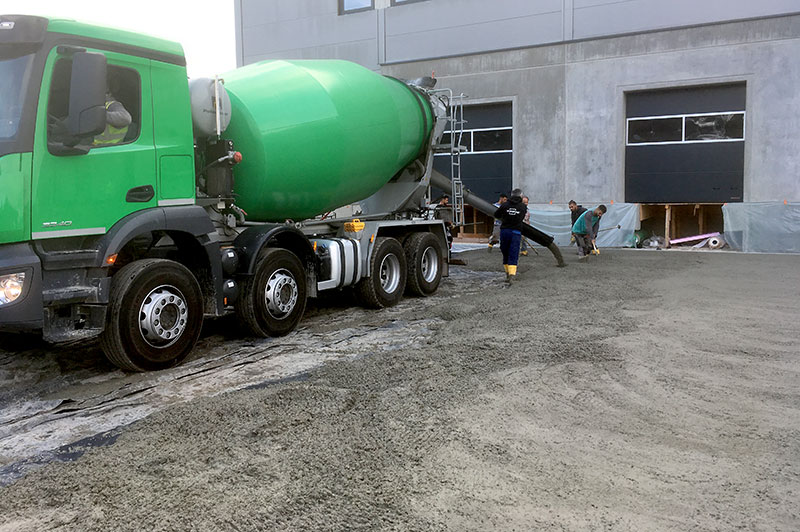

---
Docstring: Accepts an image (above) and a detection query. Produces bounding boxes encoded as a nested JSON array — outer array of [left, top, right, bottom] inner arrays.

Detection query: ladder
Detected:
[[431, 88, 467, 227], [449, 92, 467, 227]]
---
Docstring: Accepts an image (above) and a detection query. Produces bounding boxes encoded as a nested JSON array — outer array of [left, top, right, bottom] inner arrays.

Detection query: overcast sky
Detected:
[[3, 0, 237, 78]]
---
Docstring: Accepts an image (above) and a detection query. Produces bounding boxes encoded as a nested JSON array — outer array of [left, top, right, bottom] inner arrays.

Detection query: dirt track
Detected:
[[1, 247, 799, 531]]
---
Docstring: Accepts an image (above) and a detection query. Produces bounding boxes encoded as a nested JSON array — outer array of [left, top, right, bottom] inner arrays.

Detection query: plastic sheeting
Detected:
[[722, 202, 800, 253], [524, 203, 639, 248]]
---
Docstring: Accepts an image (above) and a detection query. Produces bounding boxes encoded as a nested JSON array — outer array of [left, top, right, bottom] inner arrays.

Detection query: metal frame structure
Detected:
[[430, 88, 467, 227]]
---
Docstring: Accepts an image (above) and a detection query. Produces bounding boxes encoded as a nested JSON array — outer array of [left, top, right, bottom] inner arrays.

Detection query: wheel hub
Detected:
[[379, 253, 401, 294], [420, 246, 438, 283], [139, 285, 188, 348], [264, 269, 298, 319]]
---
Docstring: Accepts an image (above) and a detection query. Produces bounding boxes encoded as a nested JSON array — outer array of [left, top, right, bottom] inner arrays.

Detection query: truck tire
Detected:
[[100, 259, 204, 372], [404, 232, 443, 296], [355, 237, 407, 309], [236, 248, 307, 337]]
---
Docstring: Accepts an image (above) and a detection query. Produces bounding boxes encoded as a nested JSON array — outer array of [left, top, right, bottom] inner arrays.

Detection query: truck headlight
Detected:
[[0, 272, 25, 305]]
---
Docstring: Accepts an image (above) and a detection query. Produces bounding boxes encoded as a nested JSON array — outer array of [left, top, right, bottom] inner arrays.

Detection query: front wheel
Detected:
[[355, 237, 407, 309], [100, 259, 204, 372], [236, 248, 307, 337]]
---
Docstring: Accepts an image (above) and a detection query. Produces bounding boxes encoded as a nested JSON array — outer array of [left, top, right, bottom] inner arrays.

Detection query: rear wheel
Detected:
[[100, 259, 204, 372], [404, 232, 444, 296], [236, 248, 307, 337], [355, 237, 407, 309]]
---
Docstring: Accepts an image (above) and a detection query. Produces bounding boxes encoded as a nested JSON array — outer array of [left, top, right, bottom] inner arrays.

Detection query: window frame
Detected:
[[338, 0, 374, 15], [435, 126, 513, 156], [46, 58, 142, 152], [626, 111, 746, 147], [390, 0, 430, 6]]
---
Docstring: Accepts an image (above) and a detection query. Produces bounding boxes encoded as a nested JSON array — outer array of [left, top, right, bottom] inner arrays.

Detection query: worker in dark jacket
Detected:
[[571, 204, 607, 259], [569, 200, 587, 226], [568, 200, 587, 249], [433, 194, 455, 248], [494, 188, 527, 283]]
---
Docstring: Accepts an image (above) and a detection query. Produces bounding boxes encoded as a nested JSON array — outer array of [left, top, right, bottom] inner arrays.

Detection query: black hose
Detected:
[[431, 170, 565, 266]]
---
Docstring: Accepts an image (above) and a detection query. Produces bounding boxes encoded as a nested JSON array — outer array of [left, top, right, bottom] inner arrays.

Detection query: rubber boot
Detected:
[[547, 241, 567, 267]]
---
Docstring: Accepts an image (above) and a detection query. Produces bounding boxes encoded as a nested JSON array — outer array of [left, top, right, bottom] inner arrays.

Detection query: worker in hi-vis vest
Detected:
[[93, 93, 131, 146]]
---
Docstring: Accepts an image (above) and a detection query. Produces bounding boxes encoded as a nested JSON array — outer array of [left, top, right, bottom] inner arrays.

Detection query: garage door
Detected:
[[625, 83, 745, 203]]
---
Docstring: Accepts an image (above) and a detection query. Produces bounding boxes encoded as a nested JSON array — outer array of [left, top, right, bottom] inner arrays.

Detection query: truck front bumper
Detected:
[[0, 243, 43, 332]]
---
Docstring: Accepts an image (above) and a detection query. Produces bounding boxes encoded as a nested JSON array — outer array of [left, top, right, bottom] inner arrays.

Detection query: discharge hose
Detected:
[[430, 171, 565, 266]]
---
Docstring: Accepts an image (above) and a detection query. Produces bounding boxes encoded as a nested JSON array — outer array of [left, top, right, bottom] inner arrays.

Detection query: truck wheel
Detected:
[[404, 232, 444, 296], [355, 237, 407, 309], [236, 248, 307, 337], [100, 259, 204, 372]]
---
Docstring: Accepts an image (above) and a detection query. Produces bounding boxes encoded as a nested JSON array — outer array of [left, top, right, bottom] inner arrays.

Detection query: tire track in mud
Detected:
[[0, 267, 493, 484]]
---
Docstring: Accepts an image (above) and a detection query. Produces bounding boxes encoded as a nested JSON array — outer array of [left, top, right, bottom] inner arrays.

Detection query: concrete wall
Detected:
[[381, 15, 800, 203], [235, 0, 379, 69], [236, 0, 800, 67]]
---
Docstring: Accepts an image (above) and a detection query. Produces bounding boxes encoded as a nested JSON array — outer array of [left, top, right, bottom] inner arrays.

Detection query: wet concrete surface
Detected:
[[0, 248, 798, 531]]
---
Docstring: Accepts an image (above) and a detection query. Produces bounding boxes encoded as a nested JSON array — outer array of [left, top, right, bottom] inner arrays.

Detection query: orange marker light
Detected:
[[105, 254, 118, 265]]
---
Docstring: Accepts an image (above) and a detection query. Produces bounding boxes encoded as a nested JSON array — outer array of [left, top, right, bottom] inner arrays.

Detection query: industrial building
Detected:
[[233, 1, 800, 251]]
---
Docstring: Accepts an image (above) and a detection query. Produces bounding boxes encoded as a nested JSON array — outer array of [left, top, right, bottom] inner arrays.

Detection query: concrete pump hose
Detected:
[[430, 170, 564, 266], [547, 241, 567, 267]]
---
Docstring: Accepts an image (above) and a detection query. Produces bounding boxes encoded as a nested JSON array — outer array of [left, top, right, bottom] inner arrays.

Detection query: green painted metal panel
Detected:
[[151, 60, 196, 202], [46, 18, 184, 59], [31, 47, 157, 239], [222, 60, 434, 221], [0, 152, 31, 244], [159, 156, 195, 200]]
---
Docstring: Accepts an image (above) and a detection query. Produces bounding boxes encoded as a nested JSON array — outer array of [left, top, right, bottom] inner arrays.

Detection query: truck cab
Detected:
[[1, 15, 224, 354]]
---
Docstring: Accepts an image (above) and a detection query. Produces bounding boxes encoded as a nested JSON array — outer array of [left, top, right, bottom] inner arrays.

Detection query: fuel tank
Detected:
[[221, 60, 434, 221]]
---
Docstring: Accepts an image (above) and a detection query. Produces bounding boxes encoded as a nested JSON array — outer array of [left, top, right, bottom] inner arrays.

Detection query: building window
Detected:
[[47, 58, 141, 151], [390, 0, 430, 5], [626, 112, 745, 145], [437, 127, 512, 155], [684, 113, 744, 141], [339, 0, 373, 14], [627, 117, 682, 144]]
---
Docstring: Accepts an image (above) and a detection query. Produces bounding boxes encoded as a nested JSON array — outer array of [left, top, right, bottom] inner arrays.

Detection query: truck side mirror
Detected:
[[67, 52, 107, 138]]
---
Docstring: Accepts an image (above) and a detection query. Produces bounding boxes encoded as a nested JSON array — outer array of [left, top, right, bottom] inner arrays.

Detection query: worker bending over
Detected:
[[494, 188, 527, 283], [571, 204, 607, 259]]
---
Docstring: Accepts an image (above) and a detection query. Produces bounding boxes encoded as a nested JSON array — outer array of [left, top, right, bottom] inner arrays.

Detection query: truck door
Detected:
[[31, 48, 155, 240]]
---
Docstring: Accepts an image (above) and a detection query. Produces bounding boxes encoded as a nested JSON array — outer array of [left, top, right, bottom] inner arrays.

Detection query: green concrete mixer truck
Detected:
[[0, 14, 457, 371]]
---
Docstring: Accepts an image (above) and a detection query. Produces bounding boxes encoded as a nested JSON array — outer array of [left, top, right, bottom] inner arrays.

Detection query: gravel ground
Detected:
[[0, 247, 798, 531]]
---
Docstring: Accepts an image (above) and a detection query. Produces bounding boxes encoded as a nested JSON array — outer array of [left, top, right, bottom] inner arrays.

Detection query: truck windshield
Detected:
[[0, 52, 34, 140]]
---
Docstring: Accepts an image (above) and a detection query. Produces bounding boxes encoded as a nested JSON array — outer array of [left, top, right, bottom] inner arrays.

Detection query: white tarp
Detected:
[[723, 202, 800, 253], [525, 203, 639, 248]]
